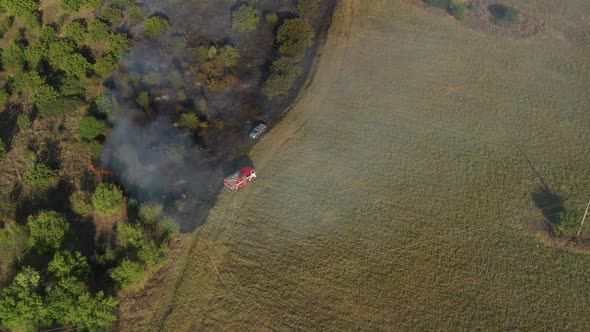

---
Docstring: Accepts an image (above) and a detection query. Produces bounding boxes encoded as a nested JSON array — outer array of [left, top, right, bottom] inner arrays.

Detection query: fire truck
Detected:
[[223, 166, 256, 192]]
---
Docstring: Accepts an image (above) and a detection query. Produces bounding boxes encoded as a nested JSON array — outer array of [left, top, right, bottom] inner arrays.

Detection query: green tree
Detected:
[[48, 250, 91, 279], [109, 259, 145, 288], [297, 0, 319, 17], [2, 43, 26, 73], [93, 53, 119, 77], [144, 16, 171, 37], [70, 191, 93, 215], [277, 18, 315, 59], [60, 0, 88, 13], [265, 12, 279, 26], [17, 113, 32, 131], [92, 183, 123, 216], [177, 113, 207, 129], [106, 33, 131, 58], [136, 91, 150, 110], [0, 0, 38, 18], [449, 1, 466, 20], [87, 20, 110, 43], [23, 163, 56, 189], [65, 22, 87, 44], [232, 4, 260, 33], [79, 116, 107, 141], [555, 210, 583, 236], [65, 291, 117, 331], [0, 267, 51, 331], [218, 45, 240, 67], [0, 89, 8, 108], [27, 211, 69, 253], [117, 223, 145, 249], [138, 240, 166, 267], [100, 6, 123, 24], [129, 5, 144, 24], [263, 57, 303, 99]]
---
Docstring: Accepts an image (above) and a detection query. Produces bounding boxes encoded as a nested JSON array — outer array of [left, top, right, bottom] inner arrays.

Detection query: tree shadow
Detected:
[[531, 186, 565, 227]]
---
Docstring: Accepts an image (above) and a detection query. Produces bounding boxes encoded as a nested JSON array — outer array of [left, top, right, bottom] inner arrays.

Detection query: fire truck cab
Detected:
[[223, 166, 256, 192]]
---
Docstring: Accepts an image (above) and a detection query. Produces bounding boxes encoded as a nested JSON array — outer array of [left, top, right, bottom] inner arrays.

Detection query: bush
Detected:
[[2, 43, 26, 73], [60, 0, 87, 13], [449, 2, 466, 21], [106, 33, 131, 58], [27, 211, 69, 253], [65, 22, 86, 44], [78, 116, 107, 141], [0, 223, 28, 274], [0, 139, 6, 160], [48, 250, 90, 279], [554, 210, 583, 236], [277, 18, 315, 59], [424, 0, 451, 9], [117, 223, 144, 249], [70, 191, 93, 215], [177, 113, 207, 129], [61, 53, 90, 78], [23, 164, 56, 189], [0, 0, 38, 18], [92, 183, 123, 216], [109, 259, 145, 288], [297, 0, 319, 17], [190, 46, 209, 64], [87, 20, 110, 43], [489, 4, 519, 24], [232, 4, 260, 33], [207, 45, 217, 59], [129, 5, 144, 24], [144, 16, 170, 37], [0, 89, 8, 108], [263, 57, 303, 99], [265, 12, 279, 26], [93, 53, 119, 77], [100, 6, 123, 24], [138, 240, 166, 267], [218, 46, 240, 67], [136, 91, 150, 110], [17, 114, 32, 132], [38, 97, 85, 118], [88, 141, 104, 157]]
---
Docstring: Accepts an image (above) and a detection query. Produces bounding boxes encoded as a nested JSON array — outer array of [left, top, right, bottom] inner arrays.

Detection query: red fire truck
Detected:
[[223, 166, 256, 192]]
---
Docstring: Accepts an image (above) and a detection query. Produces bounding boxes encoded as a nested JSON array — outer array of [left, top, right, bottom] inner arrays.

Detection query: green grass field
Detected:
[[122, 0, 590, 329]]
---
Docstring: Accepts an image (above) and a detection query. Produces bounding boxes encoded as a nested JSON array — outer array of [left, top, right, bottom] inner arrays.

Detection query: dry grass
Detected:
[[123, 0, 590, 330]]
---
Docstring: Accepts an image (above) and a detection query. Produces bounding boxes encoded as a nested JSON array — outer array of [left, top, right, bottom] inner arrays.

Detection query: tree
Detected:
[[144, 16, 170, 37], [92, 183, 123, 216], [449, 1, 466, 21], [0, 139, 6, 160], [60, 0, 88, 13], [99, 6, 123, 24], [489, 4, 519, 24], [66, 291, 117, 331], [177, 113, 207, 129], [23, 163, 56, 189], [0, 0, 38, 18], [218, 46, 240, 67], [65, 22, 87, 44], [297, 0, 319, 17], [70, 191, 93, 215], [109, 259, 145, 288], [79, 116, 107, 141], [106, 33, 131, 58], [138, 240, 166, 267], [87, 20, 110, 43], [232, 4, 260, 33], [2, 43, 26, 73], [117, 223, 145, 249], [27, 211, 69, 253], [0, 267, 51, 331], [263, 57, 303, 99], [136, 91, 150, 110], [48, 250, 91, 279], [277, 18, 315, 59], [265, 12, 279, 26], [93, 53, 119, 77], [0, 89, 8, 108], [17, 113, 32, 132]]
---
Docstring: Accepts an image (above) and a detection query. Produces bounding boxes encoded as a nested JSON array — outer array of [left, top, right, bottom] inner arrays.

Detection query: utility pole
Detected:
[[576, 199, 590, 235]]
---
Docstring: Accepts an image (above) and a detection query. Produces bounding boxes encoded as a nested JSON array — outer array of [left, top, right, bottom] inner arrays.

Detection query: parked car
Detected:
[[249, 123, 267, 139]]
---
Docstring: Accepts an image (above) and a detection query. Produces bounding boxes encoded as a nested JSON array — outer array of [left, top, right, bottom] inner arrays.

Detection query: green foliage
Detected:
[[232, 4, 260, 33], [62, 53, 91, 77], [144, 16, 171, 37], [100, 6, 124, 24], [117, 223, 144, 249], [297, 0, 319, 17], [489, 4, 519, 24], [93, 92, 119, 119], [129, 5, 144, 24], [0, 139, 6, 160], [32, 84, 60, 109], [79, 116, 107, 141], [92, 183, 123, 216], [190, 46, 209, 64], [0, 267, 51, 331], [58, 75, 86, 97], [163, 143, 187, 161], [177, 112, 207, 129], [142, 71, 161, 85], [65, 22, 87, 44], [70, 191, 93, 215], [218, 45, 240, 67], [136, 91, 150, 110], [27, 211, 69, 253], [47, 40, 76, 67], [87, 20, 110, 43], [93, 53, 119, 77], [88, 140, 104, 157], [23, 163, 56, 190], [109, 259, 146, 288], [2, 43, 26, 73], [48, 251, 91, 279], [61, 0, 88, 13], [0, 17, 13, 38], [38, 97, 85, 118], [0, 223, 28, 276], [17, 113, 32, 132], [106, 33, 131, 58], [277, 18, 315, 59], [0, 0, 38, 18], [207, 45, 217, 59], [554, 210, 583, 236], [0, 89, 8, 108], [263, 57, 303, 99], [265, 12, 279, 26], [138, 240, 167, 267], [449, 2, 466, 21], [65, 291, 117, 331], [424, 0, 451, 9], [199, 98, 208, 112], [138, 202, 164, 225]]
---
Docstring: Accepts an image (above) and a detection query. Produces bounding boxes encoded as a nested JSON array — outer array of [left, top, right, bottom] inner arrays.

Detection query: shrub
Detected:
[[61, 53, 91, 78], [93, 92, 119, 119], [48, 250, 90, 279], [129, 5, 144, 24], [58, 75, 86, 98], [100, 6, 123, 24], [78, 116, 107, 141], [117, 223, 145, 249], [17, 114, 32, 132], [0, 17, 14, 38], [2, 43, 26, 73], [109, 259, 145, 288], [207, 45, 217, 59], [190, 46, 209, 64], [93, 53, 119, 77], [87, 20, 110, 43], [0, 89, 8, 108], [232, 4, 260, 33], [70, 191, 93, 215], [554, 210, 583, 236], [138, 240, 166, 267], [27, 211, 69, 253], [92, 183, 123, 216], [23, 164, 56, 189], [65, 22, 86, 44], [31, 85, 60, 109], [138, 202, 164, 226], [218, 46, 240, 67], [38, 97, 85, 118], [87, 141, 104, 157], [265, 12, 279, 26], [424, 0, 451, 9], [199, 98, 207, 112], [449, 2, 466, 21], [177, 113, 207, 129], [297, 0, 319, 17], [136, 91, 150, 110], [144, 16, 170, 37], [0, 0, 38, 17], [106, 33, 131, 58], [0, 139, 6, 160], [0, 223, 28, 273], [277, 18, 315, 59], [60, 0, 87, 13], [263, 57, 303, 99], [489, 4, 519, 24]]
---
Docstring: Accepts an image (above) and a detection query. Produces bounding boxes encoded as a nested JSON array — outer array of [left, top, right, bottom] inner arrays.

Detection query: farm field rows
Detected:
[[123, 0, 590, 329]]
